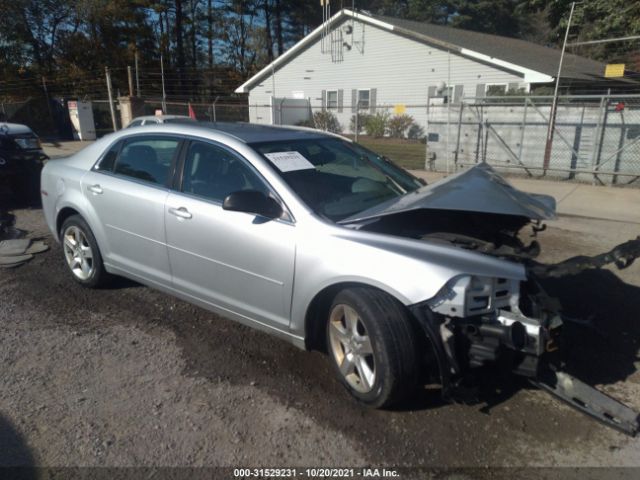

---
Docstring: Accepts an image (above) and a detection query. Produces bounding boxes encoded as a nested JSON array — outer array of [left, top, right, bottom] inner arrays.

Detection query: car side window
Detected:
[[113, 137, 179, 186], [95, 141, 121, 172], [127, 120, 143, 128], [181, 141, 269, 203]]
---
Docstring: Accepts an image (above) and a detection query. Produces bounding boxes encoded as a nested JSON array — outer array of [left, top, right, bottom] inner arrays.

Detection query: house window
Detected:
[[485, 84, 508, 96], [326, 90, 338, 109], [357, 89, 370, 109]]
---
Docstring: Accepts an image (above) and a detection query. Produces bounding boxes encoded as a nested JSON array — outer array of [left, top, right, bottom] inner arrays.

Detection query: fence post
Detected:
[[424, 93, 430, 170], [453, 100, 464, 167], [590, 94, 608, 185], [105, 67, 118, 132], [518, 98, 529, 167], [354, 101, 360, 143], [213, 96, 219, 122]]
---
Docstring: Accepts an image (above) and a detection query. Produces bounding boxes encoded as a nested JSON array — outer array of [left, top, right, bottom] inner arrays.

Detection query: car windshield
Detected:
[[251, 138, 422, 221]]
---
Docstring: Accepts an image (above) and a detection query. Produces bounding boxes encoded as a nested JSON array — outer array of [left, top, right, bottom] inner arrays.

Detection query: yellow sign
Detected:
[[394, 104, 406, 115], [605, 64, 625, 78]]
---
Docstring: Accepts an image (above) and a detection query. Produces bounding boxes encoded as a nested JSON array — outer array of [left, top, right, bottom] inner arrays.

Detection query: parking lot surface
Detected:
[[1, 205, 639, 469]]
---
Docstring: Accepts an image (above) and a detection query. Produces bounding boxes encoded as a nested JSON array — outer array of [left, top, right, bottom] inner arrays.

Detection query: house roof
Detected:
[[370, 13, 606, 82], [236, 9, 609, 94]]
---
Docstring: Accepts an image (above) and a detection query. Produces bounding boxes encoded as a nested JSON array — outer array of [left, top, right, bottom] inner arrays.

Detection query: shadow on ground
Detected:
[[541, 269, 640, 386], [0, 413, 37, 479]]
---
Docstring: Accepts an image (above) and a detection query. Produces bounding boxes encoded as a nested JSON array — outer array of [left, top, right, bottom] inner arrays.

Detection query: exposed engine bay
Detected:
[[346, 165, 640, 435]]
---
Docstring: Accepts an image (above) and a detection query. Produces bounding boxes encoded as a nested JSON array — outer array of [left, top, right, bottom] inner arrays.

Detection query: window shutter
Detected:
[[475, 83, 486, 99], [337, 89, 344, 113], [321, 90, 327, 111], [351, 89, 357, 112], [369, 88, 377, 114], [454, 85, 464, 104]]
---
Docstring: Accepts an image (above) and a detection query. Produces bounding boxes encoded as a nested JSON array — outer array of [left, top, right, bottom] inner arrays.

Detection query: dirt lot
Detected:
[[1, 205, 639, 473]]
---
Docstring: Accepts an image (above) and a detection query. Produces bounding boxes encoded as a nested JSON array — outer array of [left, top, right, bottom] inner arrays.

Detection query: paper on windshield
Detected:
[[264, 151, 315, 172]]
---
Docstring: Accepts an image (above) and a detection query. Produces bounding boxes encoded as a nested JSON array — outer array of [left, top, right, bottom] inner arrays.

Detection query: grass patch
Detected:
[[352, 136, 426, 170]]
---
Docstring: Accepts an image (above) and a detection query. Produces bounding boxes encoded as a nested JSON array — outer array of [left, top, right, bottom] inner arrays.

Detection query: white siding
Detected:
[[247, 19, 529, 132]]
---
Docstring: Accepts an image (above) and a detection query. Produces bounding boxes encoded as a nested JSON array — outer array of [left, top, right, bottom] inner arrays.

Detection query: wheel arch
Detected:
[[56, 207, 81, 239], [303, 281, 413, 352]]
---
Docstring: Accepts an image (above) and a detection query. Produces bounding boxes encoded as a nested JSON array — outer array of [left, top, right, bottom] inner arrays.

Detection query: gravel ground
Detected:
[[0, 207, 639, 473]]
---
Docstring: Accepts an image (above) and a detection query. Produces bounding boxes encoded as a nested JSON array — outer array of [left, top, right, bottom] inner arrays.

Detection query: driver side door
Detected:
[[164, 139, 296, 330]]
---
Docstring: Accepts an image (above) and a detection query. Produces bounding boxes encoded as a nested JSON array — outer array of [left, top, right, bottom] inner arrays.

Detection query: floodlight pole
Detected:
[[105, 67, 118, 131], [161, 54, 167, 113], [543, 1, 575, 173]]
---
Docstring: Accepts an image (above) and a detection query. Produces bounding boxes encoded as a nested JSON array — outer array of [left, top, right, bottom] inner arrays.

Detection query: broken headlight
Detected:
[[426, 275, 520, 318]]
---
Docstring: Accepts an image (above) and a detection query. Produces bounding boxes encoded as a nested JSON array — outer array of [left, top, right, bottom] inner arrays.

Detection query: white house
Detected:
[[236, 9, 608, 132]]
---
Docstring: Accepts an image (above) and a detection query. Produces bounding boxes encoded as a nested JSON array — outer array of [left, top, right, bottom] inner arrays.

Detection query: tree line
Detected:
[[0, 0, 638, 102]]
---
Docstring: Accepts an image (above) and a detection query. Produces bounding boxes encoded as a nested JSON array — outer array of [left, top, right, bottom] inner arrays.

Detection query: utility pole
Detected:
[[127, 66, 134, 97], [135, 51, 141, 97], [160, 54, 167, 113], [105, 67, 118, 131], [543, 1, 576, 173]]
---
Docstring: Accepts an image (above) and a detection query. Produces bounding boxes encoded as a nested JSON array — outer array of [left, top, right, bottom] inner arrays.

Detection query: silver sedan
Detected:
[[41, 122, 557, 407]]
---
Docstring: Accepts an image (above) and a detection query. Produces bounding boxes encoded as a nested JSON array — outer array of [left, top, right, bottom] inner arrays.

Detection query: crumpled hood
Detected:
[[339, 164, 556, 224]]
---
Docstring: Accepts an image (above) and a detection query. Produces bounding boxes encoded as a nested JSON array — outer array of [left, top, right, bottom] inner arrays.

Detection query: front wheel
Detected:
[[326, 287, 419, 408]]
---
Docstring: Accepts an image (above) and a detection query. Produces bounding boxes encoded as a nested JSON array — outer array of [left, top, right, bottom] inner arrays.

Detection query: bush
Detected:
[[387, 114, 415, 138], [407, 123, 425, 141], [296, 119, 314, 128], [305, 110, 342, 133], [364, 111, 390, 138], [349, 113, 372, 134]]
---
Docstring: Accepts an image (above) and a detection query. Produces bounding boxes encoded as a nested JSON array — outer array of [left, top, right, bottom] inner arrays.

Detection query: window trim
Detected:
[[174, 137, 294, 224], [326, 90, 339, 110], [357, 89, 371, 110]]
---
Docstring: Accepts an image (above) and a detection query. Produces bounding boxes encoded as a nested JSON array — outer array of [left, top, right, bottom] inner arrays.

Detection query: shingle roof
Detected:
[[236, 9, 610, 93], [370, 13, 606, 81]]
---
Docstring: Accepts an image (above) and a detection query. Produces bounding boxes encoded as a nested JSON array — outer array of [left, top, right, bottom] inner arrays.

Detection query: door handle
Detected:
[[168, 206, 193, 220], [88, 184, 103, 195]]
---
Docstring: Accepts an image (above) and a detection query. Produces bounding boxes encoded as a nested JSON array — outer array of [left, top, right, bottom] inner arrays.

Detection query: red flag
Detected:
[[188, 103, 197, 120]]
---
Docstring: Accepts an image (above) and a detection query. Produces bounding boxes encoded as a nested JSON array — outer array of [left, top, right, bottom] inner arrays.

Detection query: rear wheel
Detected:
[[60, 215, 110, 288], [326, 287, 419, 408]]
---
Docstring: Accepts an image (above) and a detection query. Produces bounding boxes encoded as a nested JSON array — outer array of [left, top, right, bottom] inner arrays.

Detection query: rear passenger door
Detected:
[[82, 135, 182, 287]]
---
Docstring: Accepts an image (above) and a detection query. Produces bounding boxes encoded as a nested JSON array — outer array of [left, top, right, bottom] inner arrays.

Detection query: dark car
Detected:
[[0, 123, 49, 202]]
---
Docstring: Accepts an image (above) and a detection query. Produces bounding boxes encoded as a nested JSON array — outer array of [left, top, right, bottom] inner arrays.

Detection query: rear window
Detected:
[[113, 137, 180, 185]]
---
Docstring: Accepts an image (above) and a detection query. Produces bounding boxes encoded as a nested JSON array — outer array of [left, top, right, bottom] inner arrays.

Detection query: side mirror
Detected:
[[222, 190, 283, 219]]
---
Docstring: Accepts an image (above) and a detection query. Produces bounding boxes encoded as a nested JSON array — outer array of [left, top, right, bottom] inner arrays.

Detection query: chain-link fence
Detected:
[[141, 99, 250, 123], [4, 93, 639, 186], [425, 95, 640, 185], [263, 94, 640, 186]]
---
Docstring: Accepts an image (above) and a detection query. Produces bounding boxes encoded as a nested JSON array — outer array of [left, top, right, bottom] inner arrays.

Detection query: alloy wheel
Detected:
[[62, 225, 94, 281], [328, 303, 376, 393]]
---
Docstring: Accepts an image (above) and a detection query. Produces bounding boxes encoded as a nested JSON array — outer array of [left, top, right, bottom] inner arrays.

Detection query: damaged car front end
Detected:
[[339, 164, 640, 435]]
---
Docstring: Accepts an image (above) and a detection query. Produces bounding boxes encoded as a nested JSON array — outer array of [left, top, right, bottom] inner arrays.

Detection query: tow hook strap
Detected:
[[531, 369, 640, 436]]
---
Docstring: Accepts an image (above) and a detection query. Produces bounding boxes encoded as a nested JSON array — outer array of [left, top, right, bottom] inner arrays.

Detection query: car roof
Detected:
[[131, 115, 192, 122], [0, 123, 35, 135], [190, 122, 331, 143]]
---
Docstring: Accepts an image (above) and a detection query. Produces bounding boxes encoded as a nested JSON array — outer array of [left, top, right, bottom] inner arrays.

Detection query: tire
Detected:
[[326, 287, 419, 408], [60, 215, 110, 288]]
